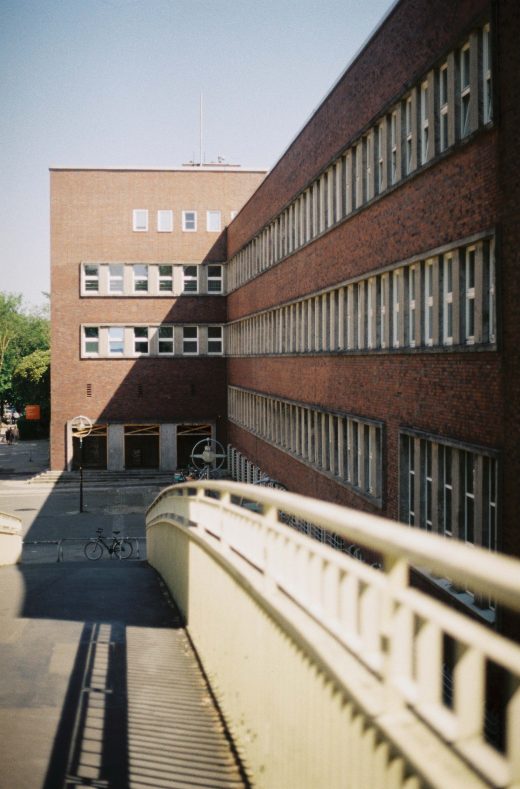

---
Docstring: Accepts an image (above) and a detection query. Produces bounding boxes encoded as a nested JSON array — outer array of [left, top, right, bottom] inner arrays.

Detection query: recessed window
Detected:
[[420, 81, 429, 164], [182, 326, 198, 354], [405, 96, 413, 175], [133, 264, 148, 293], [83, 264, 99, 293], [158, 326, 174, 354], [182, 266, 198, 293], [83, 327, 99, 355], [133, 327, 149, 355], [439, 63, 449, 152], [460, 43, 471, 137], [133, 209, 148, 232], [182, 211, 197, 232], [207, 265, 223, 293], [158, 265, 173, 292], [157, 210, 173, 232], [108, 327, 124, 355], [207, 210, 221, 232], [109, 265, 124, 294], [207, 326, 223, 354], [483, 24, 492, 123]]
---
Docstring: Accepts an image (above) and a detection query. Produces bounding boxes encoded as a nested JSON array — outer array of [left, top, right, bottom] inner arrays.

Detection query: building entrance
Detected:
[[124, 425, 159, 469], [177, 424, 212, 468], [72, 424, 107, 469]]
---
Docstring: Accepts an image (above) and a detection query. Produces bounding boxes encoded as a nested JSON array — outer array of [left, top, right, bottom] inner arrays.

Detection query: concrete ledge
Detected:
[[0, 512, 23, 565]]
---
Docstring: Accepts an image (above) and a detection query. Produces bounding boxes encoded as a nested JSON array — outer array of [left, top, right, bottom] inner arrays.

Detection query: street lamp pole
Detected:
[[79, 435, 84, 513], [71, 416, 93, 515]]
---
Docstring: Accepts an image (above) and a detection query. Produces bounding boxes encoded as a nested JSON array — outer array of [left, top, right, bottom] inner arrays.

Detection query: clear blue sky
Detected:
[[0, 0, 394, 308]]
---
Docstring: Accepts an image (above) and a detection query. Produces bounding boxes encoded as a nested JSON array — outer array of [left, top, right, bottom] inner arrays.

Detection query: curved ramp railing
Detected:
[[146, 481, 520, 789], [0, 510, 22, 565]]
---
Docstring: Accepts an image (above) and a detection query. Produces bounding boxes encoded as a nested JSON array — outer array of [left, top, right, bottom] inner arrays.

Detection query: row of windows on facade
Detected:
[[227, 386, 498, 557], [81, 263, 223, 296], [227, 23, 493, 292], [227, 237, 495, 354], [82, 324, 223, 357], [132, 208, 237, 233]]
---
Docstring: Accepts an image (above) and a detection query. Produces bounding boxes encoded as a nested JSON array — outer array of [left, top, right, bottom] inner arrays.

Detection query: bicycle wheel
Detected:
[[84, 540, 103, 560], [118, 539, 133, 560]]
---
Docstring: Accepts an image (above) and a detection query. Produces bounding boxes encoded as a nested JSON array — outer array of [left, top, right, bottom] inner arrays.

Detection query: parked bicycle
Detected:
[[84, 528, 133, 560]]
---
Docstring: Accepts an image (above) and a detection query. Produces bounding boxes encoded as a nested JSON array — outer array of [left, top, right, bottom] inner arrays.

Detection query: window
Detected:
[[158, 265, 173, 292], [207, 326, 223, 354], [182, 266, 198, 293], [408, 265, 417, 347], [133, 209, 148, 232], [376, 122, 385, 194], [392, 269, 401, 348], [405, 96, 413, 175], [230, 210, 238, 220], [424, 259, 434, 346], [390, 111, 398, 184], [157, 210, 173, 232], [483, 24, 492, 123], [464, 246, 476, 344], [207, 264, 223, 293], [182, 211, 197, 231], [133, 264, 148, 293], [364, 134, 372, 201], [439, 444, 452, 537], [442, 254, 453, 345], [83, 264, 99, 293], [460, 43, 471, 137], [182, 326, 198, 354], [420, 81, 429, 164], [158, 326, 174, 354], [109, 264, 124, 294], [133, 327, 149, 355], [83, 326, 99, 355], [206, 210, 221, 232], [108, 327, 124, 355], [439, 63, 449, 152]]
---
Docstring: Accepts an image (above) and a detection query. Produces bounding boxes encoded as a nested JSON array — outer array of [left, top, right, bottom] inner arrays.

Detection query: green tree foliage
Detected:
[[0, 292, 50, 413], [12, 349, 50, 437]]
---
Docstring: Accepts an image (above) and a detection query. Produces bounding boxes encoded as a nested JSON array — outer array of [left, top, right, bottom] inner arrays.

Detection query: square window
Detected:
[[133, 209, 148, 232], [157, 210, 173, 232], [207, 326, 223, 354], [183, 326, 198, 354], [158, 326, 174, 354], [182, 211, 197, 232], [206, 210, 221, 232]]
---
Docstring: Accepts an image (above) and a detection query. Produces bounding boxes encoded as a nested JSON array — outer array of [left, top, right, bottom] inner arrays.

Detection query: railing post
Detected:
[[382, 554, 410, 709]]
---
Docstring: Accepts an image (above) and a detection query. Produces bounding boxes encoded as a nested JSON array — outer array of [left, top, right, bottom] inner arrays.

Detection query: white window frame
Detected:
[[405, 96, 413, 175], [182, 326, 199, 355], [108, 327, 125, 356], [483, 24, 492, 123], [392, 269, 401, 348], [460, 42, 471, 137], [83, 264, 99, 293], [108, 264, 124, 294], [207, 264, 223, 293], [133, 264, 149, 293], [157, 210, 173, 232], [439, 63, 449, 152], [133, 326, 149, 355], [182, 266, 198, 294], [420, 80, 429, 164], [390, 111, 398, 185], [464, 246, 476, 345], [158, 325, 174, 355], [83, 326, 99, 356], [158, 265, 173, 293], [182, 210, 197, 232], [207, 210, 222, 232], [133, 209, 148, 232], [424, 259, 434, 346], [408, 265, 417, 348], [442, 254, 453, 346], [207, 325, 223, 355]]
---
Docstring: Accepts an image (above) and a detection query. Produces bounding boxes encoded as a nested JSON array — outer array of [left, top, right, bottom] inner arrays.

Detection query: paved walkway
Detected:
[[0, 441, 248, 788]]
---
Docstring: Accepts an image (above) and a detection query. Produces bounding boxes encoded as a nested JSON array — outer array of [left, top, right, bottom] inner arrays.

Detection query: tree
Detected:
[[0, 292, 49, 416], [11, 350, 50, 437]]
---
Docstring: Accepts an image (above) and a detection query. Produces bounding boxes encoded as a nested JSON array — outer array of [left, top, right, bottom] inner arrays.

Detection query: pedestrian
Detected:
[[5, 428, 12, 445]]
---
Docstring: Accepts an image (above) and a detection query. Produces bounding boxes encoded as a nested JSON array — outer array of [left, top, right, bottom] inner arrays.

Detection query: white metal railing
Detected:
[[146, 481, 520, 789]]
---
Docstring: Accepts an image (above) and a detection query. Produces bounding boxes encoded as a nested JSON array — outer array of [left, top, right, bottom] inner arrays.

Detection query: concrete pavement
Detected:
[[0, 441, 248, 788]]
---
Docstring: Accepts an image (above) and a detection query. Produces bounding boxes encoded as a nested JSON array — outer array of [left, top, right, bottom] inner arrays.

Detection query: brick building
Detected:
[[51, 0, 519, 630], [50, 167, 266, 472]]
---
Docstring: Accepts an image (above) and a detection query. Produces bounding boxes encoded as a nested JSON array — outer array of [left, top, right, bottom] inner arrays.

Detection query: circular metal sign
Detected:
[[71, 415, 93, 438]]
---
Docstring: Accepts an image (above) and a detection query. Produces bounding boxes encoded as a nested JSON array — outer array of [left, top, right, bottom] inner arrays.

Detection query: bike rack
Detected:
[[22, 537, 145, 562]]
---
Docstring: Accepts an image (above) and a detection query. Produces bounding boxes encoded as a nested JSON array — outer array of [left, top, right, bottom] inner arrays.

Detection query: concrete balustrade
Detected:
[[146, 481, 520, 789], [0, 511, 22, 565]]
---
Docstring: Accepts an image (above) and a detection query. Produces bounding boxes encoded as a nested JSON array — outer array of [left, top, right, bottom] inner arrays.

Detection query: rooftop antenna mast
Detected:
[[199, 92, 203, 165]]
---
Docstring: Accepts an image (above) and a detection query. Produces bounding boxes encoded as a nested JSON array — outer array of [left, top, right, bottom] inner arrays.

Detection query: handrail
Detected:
[[146, 481, 520, 788]]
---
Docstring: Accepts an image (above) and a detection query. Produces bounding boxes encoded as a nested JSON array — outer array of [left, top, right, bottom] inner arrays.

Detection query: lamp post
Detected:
[[71, 416, 93, 513]]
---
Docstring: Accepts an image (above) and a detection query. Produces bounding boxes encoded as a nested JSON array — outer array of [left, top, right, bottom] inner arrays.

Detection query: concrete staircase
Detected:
[[29, 469, 176, 487]]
